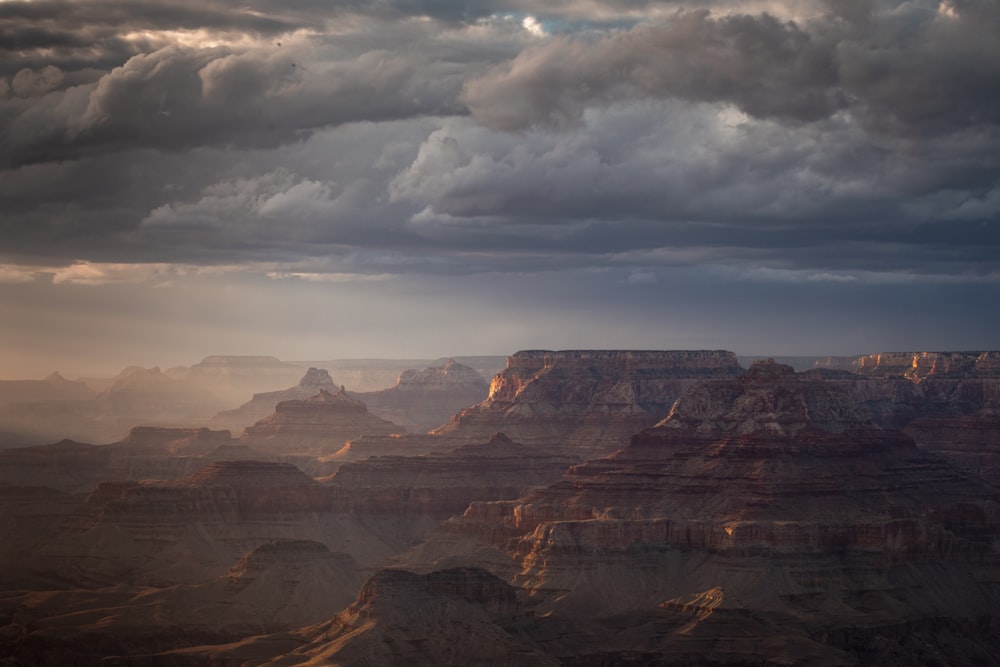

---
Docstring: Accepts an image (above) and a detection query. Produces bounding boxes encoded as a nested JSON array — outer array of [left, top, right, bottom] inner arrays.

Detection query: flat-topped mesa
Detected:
[[432, 350, 744, 458], [852, 351, 1000, 380], [241, 388, 405, 454]]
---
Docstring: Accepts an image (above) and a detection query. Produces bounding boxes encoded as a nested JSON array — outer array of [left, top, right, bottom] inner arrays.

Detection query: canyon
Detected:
[[0, 350, 997, 665]]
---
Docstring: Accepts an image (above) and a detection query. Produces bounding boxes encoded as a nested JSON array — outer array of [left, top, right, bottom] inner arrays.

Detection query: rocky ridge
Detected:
[[400, 360, 1000, 664], [433, 349, 744, 458]]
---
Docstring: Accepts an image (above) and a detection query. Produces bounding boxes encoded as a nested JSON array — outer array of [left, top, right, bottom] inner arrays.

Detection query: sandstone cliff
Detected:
[[400, 360, 1000, 664], [433, 349, 744, 458]]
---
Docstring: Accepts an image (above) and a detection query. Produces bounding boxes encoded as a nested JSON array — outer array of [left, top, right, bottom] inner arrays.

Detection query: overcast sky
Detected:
[[1, 0, 998, 378]]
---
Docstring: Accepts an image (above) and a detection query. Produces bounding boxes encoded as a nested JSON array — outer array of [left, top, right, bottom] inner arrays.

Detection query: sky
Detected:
[[1, 0, 998, 378]]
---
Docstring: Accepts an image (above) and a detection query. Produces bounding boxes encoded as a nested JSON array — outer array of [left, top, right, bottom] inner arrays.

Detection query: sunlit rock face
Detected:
[[241, 388, 405, 455], [807, 352, 1000, 484], [402, 360, 1000, 664], [353, 359, 490, 433], [433, 350, 745, 458], [211, 367, 337, 433]]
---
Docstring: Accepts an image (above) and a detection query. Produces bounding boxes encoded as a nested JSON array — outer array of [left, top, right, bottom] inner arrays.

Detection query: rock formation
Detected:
[[806, 351, 1000, 484], [211, 367, 337, 433], [433, 349, 745, 458], [170, 567, 555, 667], [241, 388, 405, 455], [322, 432, 576, 518], [353, 359, 490, 432], [400, 360, 1000, 664]]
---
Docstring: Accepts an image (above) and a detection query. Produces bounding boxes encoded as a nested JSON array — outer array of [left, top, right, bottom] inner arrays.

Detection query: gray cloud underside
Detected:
[[0, 0, 998, 282]]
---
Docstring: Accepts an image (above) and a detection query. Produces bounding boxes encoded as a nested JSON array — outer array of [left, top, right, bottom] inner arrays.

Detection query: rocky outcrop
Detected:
[[353, 359, 489, 432], [241, 388, 405, 455], [401, 360, 1000, 664], [851, 351, 1000, 380], [229, 568, 555, 667], [805, 351, 1000, 483], [433, 350, 745, 458], [211, 367, 337, 433]]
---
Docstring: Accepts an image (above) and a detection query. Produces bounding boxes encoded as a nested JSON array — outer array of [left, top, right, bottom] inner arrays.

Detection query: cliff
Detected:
[[400, 360, 1000, 664], [809, 351, 1000, 483], [433, 350, 744, 458]]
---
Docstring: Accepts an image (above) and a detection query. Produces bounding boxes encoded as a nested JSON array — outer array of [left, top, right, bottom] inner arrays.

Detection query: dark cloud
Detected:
[[463, 3, 1000, 138], [1, 41, 465, 167], [0, 0, 997, 284]]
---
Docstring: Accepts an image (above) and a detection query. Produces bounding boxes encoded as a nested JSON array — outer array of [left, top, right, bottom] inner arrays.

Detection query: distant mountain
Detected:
[[211, 367, 337, 433], [352, 359, 490, 432]]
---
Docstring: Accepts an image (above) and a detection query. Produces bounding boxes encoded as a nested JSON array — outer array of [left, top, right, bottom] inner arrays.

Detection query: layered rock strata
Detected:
[[323, 433, 576, 517], [241, 388, 404, 455], [433, 350, 745, 458], [402, 360, 1000, 664], [810, 351, 1000, 483]]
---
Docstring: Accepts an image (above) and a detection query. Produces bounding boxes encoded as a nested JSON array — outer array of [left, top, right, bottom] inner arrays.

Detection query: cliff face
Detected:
[[241, 388, 405, 455], [851, 351, 1000, 380], [809, 351, 1000, 483], [400, 361, 1000, 663], [433, 350, 744, 458], [353, 359, 490, 433]]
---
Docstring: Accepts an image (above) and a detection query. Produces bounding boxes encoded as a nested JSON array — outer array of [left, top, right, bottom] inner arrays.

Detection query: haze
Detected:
[[2, 0, 999, 378]]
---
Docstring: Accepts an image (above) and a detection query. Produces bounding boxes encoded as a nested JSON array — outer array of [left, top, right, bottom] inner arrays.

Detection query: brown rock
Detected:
[[241, 388, 405, 455], [433, 349, 745, 458]]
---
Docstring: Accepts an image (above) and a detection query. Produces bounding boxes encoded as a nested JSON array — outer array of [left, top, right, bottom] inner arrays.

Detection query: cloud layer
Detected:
[[1, 0, 998, 372]]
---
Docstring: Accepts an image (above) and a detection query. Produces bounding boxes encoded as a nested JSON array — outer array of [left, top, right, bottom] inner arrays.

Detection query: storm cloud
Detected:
[[0, 0, 998, 374]]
